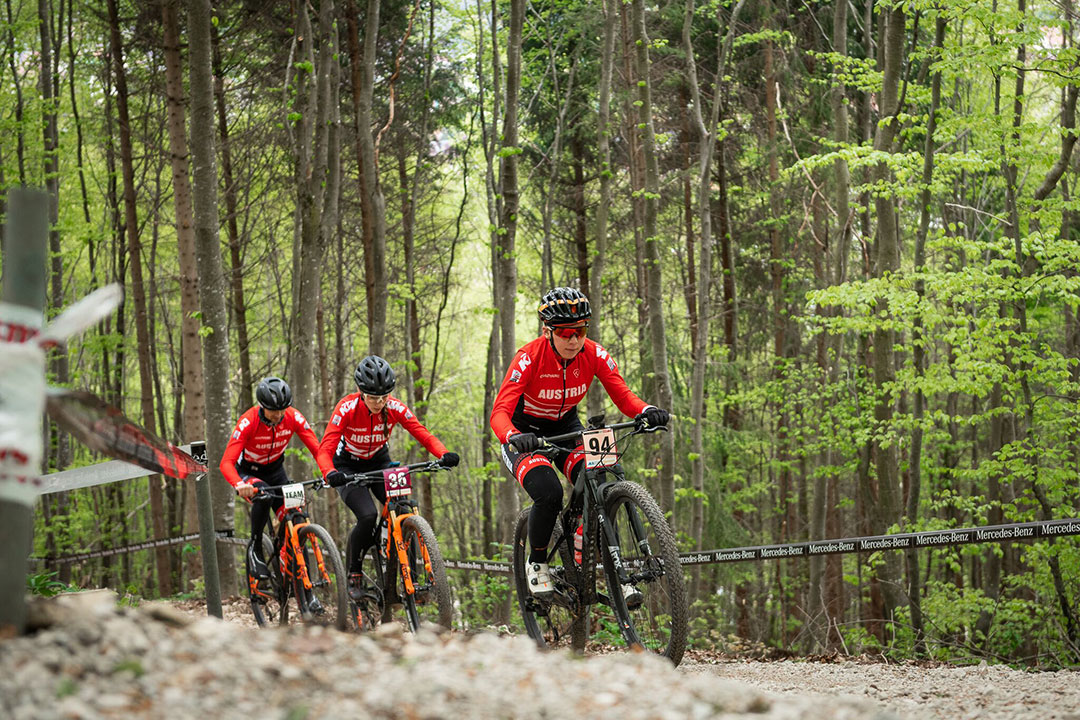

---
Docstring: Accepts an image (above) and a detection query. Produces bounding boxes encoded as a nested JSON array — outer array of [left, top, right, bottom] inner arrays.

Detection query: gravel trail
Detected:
[[680, 653, 1080, 720], [2, 592, 1076, 719]]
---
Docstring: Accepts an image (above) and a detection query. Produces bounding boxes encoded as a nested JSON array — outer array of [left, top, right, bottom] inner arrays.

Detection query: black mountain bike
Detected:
[[341, 461, 453, 632], [512, 417, 688, 665], [244, 478, 350, 630]]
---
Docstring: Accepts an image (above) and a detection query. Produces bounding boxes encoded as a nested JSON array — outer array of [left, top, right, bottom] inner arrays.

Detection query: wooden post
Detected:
[[0, 188, 49, 635], [188, 441, 221, 615]]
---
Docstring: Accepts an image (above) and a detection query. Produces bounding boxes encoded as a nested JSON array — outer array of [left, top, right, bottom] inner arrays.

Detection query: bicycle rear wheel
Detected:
[[248, 534, 284, 628], [399, 515, 453, 631], [513, 507, 586, 652], [601, 481, 687, 665], [294, 523, 351, 631]]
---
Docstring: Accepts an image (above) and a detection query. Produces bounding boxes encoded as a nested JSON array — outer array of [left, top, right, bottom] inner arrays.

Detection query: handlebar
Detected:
[[245, 477, 327, 502], [341, 459, 449, 487], [538, 419, 668, 450]]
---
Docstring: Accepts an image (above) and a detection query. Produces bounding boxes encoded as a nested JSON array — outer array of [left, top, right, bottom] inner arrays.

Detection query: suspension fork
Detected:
[[388, 508, 417, 596], [286, 519, 314, 591], [586, 473, 633, 586]]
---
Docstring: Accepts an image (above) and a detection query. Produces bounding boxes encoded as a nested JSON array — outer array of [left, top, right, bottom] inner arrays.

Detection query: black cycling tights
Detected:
[[523, 466, 564, 564]]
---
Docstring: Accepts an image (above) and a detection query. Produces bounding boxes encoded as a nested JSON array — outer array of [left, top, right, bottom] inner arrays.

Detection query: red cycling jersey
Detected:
[[318, 392, 447, 467], [490, 336, 650, 443], [219, 406, 331, 488]]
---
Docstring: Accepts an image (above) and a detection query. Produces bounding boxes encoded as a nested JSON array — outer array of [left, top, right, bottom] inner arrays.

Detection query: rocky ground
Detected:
[[1, 592, 1076, 720]]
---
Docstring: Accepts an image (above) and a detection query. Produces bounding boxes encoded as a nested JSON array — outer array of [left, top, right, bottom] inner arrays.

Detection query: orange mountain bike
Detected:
[[244, 478, 351, 630], [341, 461, 453, 632]]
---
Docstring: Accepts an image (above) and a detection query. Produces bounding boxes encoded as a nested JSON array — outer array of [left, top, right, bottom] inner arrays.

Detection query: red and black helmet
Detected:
[[538, 287, 591, 327]]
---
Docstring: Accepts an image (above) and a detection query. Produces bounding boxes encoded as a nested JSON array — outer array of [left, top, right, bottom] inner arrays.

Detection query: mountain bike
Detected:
[[243, 478, 351, 631], [341, 460, 453, 632], [512, 416, 688, 665]]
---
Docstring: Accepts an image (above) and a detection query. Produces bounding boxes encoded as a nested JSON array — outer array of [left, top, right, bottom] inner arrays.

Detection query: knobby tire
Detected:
[[399, 515, 453, 631], [602, 481, 687, 665]]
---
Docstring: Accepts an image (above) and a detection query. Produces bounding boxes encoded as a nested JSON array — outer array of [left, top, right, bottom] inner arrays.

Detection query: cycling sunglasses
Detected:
[[551, 325, 588, 339]]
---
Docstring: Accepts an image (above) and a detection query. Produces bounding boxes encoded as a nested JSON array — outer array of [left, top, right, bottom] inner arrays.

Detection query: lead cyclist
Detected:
[[489, 287, 670, 601]]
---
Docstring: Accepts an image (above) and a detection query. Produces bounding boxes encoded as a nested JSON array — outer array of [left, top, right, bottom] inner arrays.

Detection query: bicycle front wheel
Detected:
[[513, 507, 586, 652], [295, 523, 351, 631], [602, 481, 687, 665], [399, 515, 453, 631]]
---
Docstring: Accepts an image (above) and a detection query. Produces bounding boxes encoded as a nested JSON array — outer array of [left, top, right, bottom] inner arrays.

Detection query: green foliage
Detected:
[[26, 571, 69, 598]]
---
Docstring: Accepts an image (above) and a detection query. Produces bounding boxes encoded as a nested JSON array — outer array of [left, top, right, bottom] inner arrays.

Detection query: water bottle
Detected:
[[380, 524, 389, 556], [574, 521, 584, 566]]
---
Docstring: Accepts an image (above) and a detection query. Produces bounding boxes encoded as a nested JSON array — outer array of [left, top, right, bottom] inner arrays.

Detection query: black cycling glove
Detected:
[[635, 407, 670, 429], [439, 452, 460, 468], [326, 470, 347, 487], [508, 432, 540, 453]]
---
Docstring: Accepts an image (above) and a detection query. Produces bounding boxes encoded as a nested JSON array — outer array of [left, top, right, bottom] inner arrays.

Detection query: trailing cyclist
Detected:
[[490, 287, 670, 602], [221, 376, 334, 585], [319, 355, 459, 602]]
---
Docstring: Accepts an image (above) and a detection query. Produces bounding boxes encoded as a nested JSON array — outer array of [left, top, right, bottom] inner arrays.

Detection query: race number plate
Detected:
[[383, 467, 412, 498], [582, 427, 617, 469], [281, 483, 305, 509]]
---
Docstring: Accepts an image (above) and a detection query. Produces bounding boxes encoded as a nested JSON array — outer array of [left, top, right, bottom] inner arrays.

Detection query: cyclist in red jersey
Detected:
[[220, 376, 333, 579], [490, 287, 669, 598], [320, 355, 459, 597]]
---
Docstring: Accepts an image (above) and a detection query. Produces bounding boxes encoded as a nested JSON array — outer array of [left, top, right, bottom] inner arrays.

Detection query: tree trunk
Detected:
[[346, 0, 388, 355], [476, 0, 501, 561], [496, 0, 525, 550], [210, 15, 253, 413], [163, 0, 208, 589], [684, 0, 746, 598], [189, 0, 236, 603], [587, 0, 615, 421], [287, 0, 334, 486], [870, 1, 907, 630], [631, 0, 676, 518], [4, 0, 28, 185], [106, 0, 171, 598], [906, 14, 947, 657], [39, 0, 73, 584]]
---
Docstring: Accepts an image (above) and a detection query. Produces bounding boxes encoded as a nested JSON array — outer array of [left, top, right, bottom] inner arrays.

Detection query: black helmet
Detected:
[[538, 287, 591, 326], [256, 376, 292, 411], [354, 355, 396, 395]]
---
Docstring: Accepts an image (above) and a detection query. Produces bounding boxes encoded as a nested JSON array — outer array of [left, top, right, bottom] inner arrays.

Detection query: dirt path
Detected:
[[679, 652, 1080, 720]]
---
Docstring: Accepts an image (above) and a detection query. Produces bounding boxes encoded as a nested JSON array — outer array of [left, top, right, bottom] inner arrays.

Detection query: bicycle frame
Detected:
[[347, 461, 444, 599], [254, 479, 330, 595], [542, 420, 651, 603]]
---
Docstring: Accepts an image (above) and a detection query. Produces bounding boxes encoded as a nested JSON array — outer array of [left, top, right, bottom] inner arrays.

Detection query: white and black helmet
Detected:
[[256, 376, 292, 411], [354, 355, 396, 395]]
